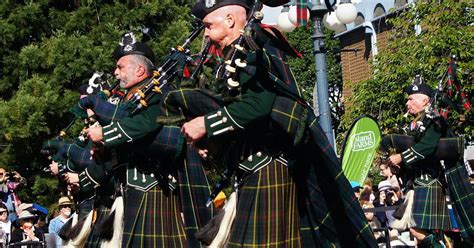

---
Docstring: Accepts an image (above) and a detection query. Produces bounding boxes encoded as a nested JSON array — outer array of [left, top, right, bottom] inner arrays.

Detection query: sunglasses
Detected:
[[22, 218, 35, 222], [59, 205, 71, 209]]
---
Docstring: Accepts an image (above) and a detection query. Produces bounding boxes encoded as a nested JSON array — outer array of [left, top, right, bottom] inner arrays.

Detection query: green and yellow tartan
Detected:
[[178, 144, 214, 248], [122, 187, 187, 248], [158, 23, 376, 247], [445, 164, 474, 242], [85, 205, 111, 248], [412, 178, 451, 230], [227, 160, 302, 247], [159, 90, 377, 247]]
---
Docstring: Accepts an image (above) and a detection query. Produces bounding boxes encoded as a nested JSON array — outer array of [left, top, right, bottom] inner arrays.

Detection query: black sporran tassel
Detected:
[[97, 209, 116, 240], [58, 217, 74, 240], [194, 208, 225, 245], [67, 216, 88, 240]]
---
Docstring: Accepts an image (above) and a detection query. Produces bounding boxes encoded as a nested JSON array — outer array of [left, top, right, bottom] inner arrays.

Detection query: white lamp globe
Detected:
[[323, 12, 345, 31], [335, 3, 357, 24], [277, 12, 296, 32], [288, 5, 309, 25]]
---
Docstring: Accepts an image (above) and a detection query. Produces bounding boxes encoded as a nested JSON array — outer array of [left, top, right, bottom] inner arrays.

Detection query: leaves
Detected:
[[0, 0, 195, 208], [342, 0, 472, 137]]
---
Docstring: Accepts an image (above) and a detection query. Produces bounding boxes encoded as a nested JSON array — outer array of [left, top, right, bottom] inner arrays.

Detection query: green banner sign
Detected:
[[341, 116, 381, 185]]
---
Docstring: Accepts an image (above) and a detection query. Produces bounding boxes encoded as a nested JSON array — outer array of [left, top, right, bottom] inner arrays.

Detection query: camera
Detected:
[[386, 190, 394, 198]]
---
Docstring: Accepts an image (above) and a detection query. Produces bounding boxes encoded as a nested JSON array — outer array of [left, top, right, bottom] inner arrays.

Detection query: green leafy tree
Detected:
[[0, 1, 195, 207], [341, 0, 472, 137], [287, 24, 345, 137]]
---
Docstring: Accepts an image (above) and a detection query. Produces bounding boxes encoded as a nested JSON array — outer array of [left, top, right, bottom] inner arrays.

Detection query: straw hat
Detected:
[[58, 196, 73, 206]]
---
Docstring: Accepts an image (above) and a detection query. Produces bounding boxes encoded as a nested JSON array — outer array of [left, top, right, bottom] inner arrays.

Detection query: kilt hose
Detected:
[[412, 179, 451, 231], [227, 159, 302, 247], [122, 187, 188, 248], [445, 164, 474, 242]]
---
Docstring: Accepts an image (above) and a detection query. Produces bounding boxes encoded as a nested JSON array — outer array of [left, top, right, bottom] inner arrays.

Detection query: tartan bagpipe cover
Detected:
[[159, 88, 377, 247], [73, 93, 132, 125]]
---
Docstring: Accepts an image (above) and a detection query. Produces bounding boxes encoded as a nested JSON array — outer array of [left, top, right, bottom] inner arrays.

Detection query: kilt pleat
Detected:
[[413, 179, 451, 230], [227, 160, 302, 247], [84, 205, 111, 248], [178, 145, 214, 247], [445, 164, 474, 240], [122, 187, 187, 248]]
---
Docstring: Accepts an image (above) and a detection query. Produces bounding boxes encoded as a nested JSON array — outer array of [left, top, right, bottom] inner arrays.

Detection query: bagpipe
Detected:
[[129, 22, 207, 114], [216, 2, 264, 96], [378, 134, 464, 162]]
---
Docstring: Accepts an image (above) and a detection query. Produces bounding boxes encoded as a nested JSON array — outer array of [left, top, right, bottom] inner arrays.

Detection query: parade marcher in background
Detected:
[[158, 0, 376, 246], [388, 80, 474, 247], [0, 203, 12, 246], [48, 196, 73, 248], [10, 208, 44, 248], [40, 74, 119, 247]]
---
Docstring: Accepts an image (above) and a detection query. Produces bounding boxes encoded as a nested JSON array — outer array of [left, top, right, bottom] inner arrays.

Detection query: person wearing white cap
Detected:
[[374, 180, 402, 229], [0, 202, 11, 245], [48, 196, 73, 248]]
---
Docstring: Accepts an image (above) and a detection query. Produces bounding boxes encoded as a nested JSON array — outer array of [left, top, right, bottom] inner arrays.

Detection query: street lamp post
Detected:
[[277, 0, 357, 150], [310, 2, 334, 148]]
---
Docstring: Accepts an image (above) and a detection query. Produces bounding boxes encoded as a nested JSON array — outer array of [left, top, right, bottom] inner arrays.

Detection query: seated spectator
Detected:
[[10, 208, 44, 247], [0, 203, 11, 245], [374, 180, 403, 228]]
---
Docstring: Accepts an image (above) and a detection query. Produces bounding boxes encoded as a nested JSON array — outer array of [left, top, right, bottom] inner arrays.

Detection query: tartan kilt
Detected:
[[84, 204, 111, 248], [412, 178, 451, 230], [179, 145, 214, 248], [227, 159, 303, 247], [159, 90, 376, 247], [445, 164, 474, 241], [122, 186, 188, 248]]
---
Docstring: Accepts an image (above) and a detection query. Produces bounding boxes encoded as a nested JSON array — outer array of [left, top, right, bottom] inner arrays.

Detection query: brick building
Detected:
[[334, 0, 410, 102]]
